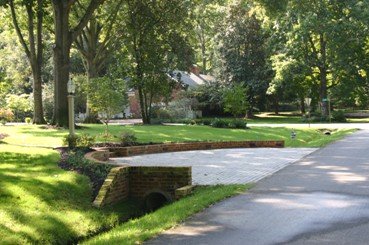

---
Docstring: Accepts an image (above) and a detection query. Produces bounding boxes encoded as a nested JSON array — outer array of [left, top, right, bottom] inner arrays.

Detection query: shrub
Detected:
[[229, 119, 247, 129], [77, 134, 95, 148], [25, 117, 32, 124], [63, 134, 79, 149], [83, 114, 101, 124], [66, 151, 113, 195], [189, 120, 197, 125], [0, 108, 14, 125], [154, 108, 172, 119], [202, 119, 212, 126], [211, 118, 228, 128], [120, 132, 138, 146], [331, 110, 347, 122]]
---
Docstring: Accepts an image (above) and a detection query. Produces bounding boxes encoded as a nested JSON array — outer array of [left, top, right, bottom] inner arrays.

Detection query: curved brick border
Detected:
[[86, 140, 284, 163]]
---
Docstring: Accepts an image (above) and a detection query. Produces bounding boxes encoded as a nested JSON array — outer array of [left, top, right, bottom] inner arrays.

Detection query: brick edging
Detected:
[[86, 140, 284, 163], [103, 140, 284, 158]]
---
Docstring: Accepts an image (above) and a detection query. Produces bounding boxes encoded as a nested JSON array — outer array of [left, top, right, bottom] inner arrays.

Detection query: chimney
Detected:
[[190, 65, 201, 76]]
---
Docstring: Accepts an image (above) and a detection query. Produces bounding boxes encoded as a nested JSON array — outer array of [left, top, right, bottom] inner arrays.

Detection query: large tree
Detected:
[[1, 0, 46, 124], [120, 0, 194, 124], [51, 0, 105, 127], [74, 0, 124, 118], [217, 1, 270, 118], [268, 0, 369, 116]]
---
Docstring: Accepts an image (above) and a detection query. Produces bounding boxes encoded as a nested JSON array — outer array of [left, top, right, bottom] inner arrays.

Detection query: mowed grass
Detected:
[[83, 185, 250, 245], [2, 124, 356, 148], [79, 124, 355, 148]]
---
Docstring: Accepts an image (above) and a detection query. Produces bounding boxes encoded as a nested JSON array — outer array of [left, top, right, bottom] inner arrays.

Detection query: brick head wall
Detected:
[[129, 167, 192, 201], [93, 166, 192, 207]]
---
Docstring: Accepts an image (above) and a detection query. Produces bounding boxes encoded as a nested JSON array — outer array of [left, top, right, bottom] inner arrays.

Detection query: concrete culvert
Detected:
[[144, 192, 170, 212]]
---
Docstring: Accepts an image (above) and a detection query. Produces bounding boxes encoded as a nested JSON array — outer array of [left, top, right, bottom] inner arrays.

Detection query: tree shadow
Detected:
[[0, 150, 125, 244]]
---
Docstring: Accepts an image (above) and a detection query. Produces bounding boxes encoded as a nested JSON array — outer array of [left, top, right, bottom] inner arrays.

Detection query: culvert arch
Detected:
[[143, 190, 172, 211]]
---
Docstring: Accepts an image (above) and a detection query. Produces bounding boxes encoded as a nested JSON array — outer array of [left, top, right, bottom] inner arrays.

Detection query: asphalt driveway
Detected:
[[147, 130, 369, 245]]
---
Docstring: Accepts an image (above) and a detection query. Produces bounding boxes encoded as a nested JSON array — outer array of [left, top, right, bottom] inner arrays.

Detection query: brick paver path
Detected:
[[111, 148, 316, 185]]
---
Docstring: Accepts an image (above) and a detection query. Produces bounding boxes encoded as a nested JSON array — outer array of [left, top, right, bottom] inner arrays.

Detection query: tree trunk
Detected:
[[33, 0, 46, 124], [137, 86, 149, 124], [300, 97, 306, 114], [319, 33, 329, 117], [51, 0, 105, 127], [85, 58, 98, 117], [273, 95, 279, 115], [32, 66, 46, 124], [9, 0, 46, 124], [52, 1, 72, 127]]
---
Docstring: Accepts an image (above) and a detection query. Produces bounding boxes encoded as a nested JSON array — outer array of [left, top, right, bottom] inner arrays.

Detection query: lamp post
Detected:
[[305, 98, 312, 128], [67, 78, 76, 136]]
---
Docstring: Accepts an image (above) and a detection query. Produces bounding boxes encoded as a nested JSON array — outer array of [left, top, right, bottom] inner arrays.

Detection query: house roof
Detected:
[[170, 70, 215, 88]]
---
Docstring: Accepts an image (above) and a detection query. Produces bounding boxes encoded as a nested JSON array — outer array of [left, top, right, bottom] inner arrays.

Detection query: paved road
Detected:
[[111, 148, 316, 185], [247, 123, 369, 129], [148, 130, 369, 245]]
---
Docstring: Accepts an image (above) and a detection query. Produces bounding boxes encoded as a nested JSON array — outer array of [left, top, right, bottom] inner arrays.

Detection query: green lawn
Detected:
[[1, 124, 356, 148], [79, 124, 354, 148], [0, 124, 356, 244]]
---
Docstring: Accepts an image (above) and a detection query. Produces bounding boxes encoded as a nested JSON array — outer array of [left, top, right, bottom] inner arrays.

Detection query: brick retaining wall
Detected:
[[93, 166, 192, 208], [98, 140, 284, 158]]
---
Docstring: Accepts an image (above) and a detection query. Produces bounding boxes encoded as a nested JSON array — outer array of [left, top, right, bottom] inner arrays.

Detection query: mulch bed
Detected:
[[56, 147, 111, 200]]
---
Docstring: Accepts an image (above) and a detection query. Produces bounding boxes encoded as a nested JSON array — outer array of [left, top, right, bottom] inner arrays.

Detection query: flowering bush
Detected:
[[0, 108, 14, 125]]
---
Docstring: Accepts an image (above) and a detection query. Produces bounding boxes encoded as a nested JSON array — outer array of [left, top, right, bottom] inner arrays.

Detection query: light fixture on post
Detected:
[[67, 78, 76, 137]]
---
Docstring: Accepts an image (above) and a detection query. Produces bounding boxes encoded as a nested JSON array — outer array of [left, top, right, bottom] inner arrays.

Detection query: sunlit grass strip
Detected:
[[84, 184, 250, 245]]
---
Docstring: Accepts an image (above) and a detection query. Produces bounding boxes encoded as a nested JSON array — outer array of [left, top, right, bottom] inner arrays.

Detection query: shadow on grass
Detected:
[[0, 151, 134, 244]]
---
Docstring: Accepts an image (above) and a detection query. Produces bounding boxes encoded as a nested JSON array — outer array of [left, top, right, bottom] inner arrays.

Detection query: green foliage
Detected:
[[223, 84, 249, 117], [120, 132, 137, 146], [25, 117, 32, 124], [331, 111, 347, 123], [202, 119, 212, 126], [77, 134, 96, 148], [6, 94, 32, 121], [115, 0, 194, 123], [63, 134, 79, 149], [211, 118, 228, 128], [229, 119, 247, 129], [63, 134, 96, 148], [217, 3, 270, 116], [88, 76, 127, 130], [66, 151, 112, 181]]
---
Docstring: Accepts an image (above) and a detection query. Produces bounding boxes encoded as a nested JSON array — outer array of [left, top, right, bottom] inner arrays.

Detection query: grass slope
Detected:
[[84, 185, 250, 245], [0, 129, 136, 244]]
